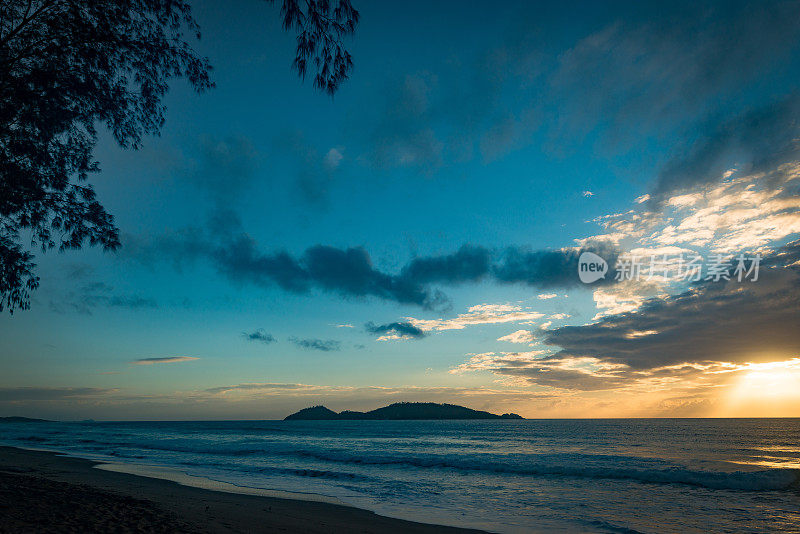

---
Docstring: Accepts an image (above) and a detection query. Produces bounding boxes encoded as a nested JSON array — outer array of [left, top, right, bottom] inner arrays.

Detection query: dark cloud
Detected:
[[550, 2, 800, 153], [402, 245, 492, 284], [365, 321, 426, 339], [210, 234, 310, 292], [302, 245, 439, 306], [127, 220, 620, 308], [210, 236, 444, 308], [289, 337, 341, 352], [0, 387, 114, 401], [652, 93, 800, 199], [493, 242, 620, 288], [360, 3, 800, 174], [543, 241, 800, 371], [127, 226, 444, 308], [498, 365, 628, 392], [49, 282, 157, 315], [242, 329, 276, 344]]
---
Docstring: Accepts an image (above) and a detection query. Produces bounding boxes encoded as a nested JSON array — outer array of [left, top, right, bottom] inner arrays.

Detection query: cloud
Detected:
[[323, 148, 344, 170], [126, 227, 444, 308], [407, 303, 544, 332], [545, 251, 800, 371], [289, 337, 341, 351], [598, 163, 800, 254], [449, 241, 800, 392], [49, 282, 157, 315], [537, 293, 557, 299], [133, 357, 200, 365], [539, 242, 800, 379], [401, 245, 492, 284], [359, 3, 800, 177], [493, 358, 631, 391], [302, 246, 438, 305], [242, 329, 276, 344], [205, 383, 310, 394], [652, 94, 800, 199], [128, 218, 622, 309], [210, 237, 445, 308], [399, 243, 618, 290], [551, 3, 800, 148], [359, 33, 545, 171], [365, 321, 426, 341], [493, 242, 620, 288], [0, 387, 115, 401], [450, 350, 549, 374], [497, 330, 537, 344], [591, 279, 668, 318]]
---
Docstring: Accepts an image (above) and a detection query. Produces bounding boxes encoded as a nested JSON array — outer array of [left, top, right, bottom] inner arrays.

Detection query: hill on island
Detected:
[[0, 416, 50, 423], [284, 402, 523, 421]]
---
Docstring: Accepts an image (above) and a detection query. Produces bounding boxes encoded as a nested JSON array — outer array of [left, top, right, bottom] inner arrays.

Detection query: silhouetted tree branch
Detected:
[[0, 0, 359, 313]]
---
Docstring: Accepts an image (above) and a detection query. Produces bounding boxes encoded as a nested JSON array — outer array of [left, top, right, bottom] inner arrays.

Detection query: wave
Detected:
[[285, 450, 800, 492], [261, 466, 371, 482], [171, 459, 373, 483], [6, 429, 800, 492]]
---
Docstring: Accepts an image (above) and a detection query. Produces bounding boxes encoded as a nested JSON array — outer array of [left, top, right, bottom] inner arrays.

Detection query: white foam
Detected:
[[95, 462, 346, 505]]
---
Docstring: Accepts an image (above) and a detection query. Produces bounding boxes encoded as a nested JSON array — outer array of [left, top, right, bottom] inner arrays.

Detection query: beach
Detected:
[[0, 446, 482, 533]]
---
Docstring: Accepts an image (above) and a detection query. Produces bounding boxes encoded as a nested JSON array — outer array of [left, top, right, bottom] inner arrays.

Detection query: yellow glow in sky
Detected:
[[721, 359, 800, 417]]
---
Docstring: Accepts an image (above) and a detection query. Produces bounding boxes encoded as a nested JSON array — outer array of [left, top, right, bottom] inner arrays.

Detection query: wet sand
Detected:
[[0, 446, 485, 533]]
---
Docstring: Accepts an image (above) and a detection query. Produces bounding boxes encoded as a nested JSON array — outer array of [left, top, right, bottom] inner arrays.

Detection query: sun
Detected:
[[723, 359, 800, 417]]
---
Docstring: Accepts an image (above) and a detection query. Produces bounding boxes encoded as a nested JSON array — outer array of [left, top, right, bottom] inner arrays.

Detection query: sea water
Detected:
[[2, 418, 799, 533]]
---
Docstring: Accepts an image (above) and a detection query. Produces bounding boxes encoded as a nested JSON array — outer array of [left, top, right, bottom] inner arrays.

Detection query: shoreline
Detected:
[[0, 445, 486, 533], [95, 461, 346, 504]]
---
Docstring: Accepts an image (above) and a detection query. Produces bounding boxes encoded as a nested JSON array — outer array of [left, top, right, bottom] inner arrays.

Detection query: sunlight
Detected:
[[723, 359, 800, 416]]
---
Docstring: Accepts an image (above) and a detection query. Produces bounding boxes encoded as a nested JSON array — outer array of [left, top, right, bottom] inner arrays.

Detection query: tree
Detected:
[[0, 0, 359, 312]]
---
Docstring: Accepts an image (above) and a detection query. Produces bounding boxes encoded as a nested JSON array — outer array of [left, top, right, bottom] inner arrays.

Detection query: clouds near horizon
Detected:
[[133, 357, 199, 365]]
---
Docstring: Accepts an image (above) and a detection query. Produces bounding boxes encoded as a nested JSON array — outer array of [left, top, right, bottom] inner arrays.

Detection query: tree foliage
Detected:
[[0, 0, 359, 313]]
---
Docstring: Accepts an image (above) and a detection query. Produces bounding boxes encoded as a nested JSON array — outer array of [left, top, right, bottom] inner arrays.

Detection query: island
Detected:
[[0, 416, 51, 423], [284, 402, 523, 420]]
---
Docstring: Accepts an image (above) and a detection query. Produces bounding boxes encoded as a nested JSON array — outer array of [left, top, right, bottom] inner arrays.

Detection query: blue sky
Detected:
[[3, 0, 800, 419]]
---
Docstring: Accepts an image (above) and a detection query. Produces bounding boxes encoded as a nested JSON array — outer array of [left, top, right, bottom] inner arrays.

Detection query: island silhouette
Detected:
[[284, 402, 523, 420], [0, 417, 50, 423]]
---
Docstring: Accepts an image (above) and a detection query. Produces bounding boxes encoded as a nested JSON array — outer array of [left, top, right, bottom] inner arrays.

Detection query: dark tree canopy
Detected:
[[0, 0, 359, 313]]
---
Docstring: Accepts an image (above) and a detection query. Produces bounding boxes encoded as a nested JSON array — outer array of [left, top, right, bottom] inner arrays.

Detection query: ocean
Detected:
[[2, 418, 799, 533]]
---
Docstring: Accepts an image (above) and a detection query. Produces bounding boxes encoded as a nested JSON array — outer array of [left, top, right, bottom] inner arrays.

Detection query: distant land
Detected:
[[0, 417, 50, 423], [284, 402, 524, 421]]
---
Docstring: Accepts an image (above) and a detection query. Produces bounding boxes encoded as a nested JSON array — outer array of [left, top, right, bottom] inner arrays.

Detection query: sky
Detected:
[[2, 0, 800, 420]]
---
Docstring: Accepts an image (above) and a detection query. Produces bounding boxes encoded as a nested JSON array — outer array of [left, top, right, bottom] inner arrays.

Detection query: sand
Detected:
[[0, 446, 485, 533]]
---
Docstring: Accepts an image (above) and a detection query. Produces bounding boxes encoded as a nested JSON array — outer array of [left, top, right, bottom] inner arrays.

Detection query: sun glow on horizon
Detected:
[[721, 358, 800, 417]]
